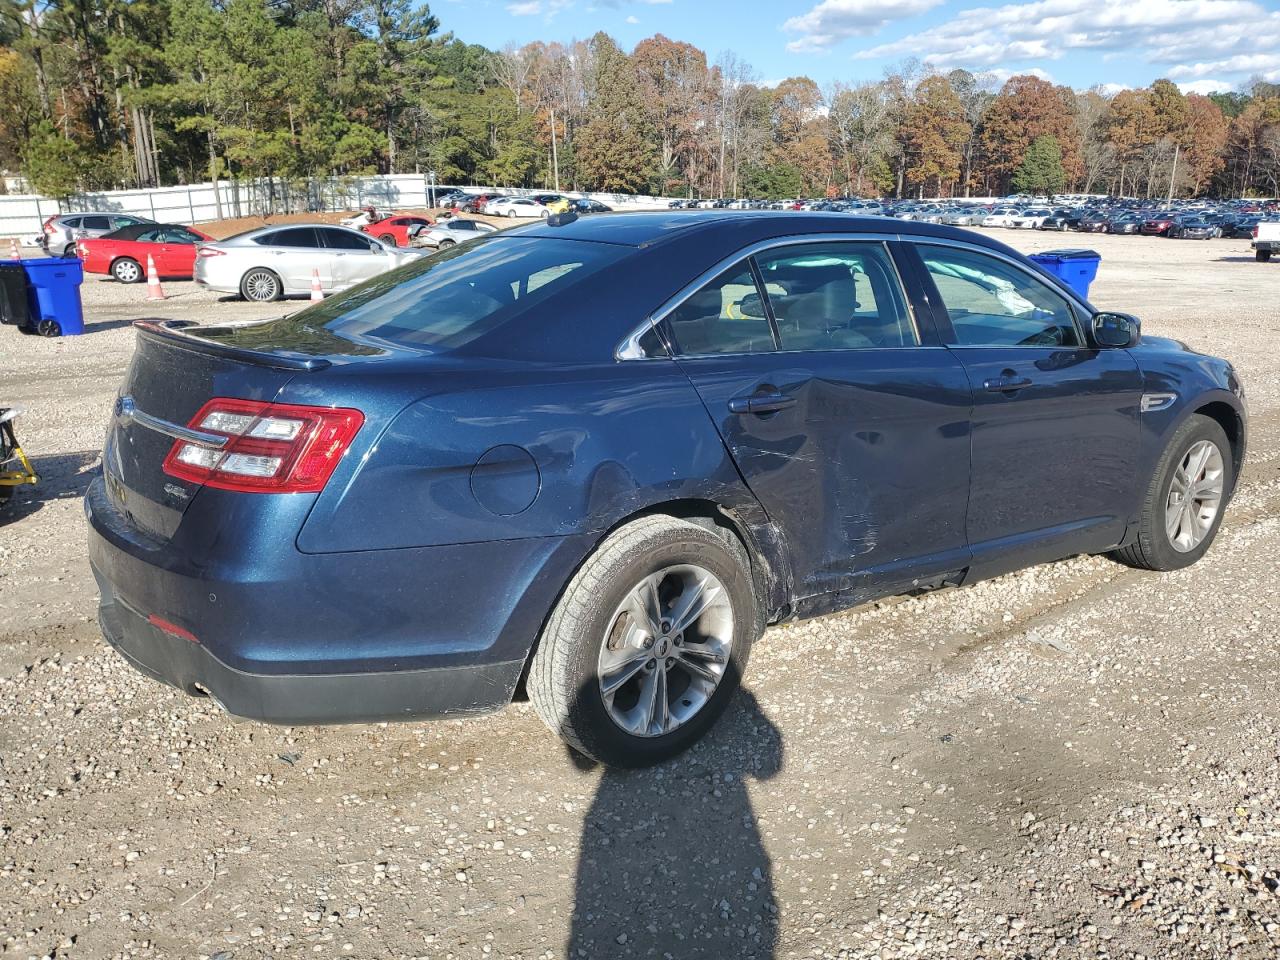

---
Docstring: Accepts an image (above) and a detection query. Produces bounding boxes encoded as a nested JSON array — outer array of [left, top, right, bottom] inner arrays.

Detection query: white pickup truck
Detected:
[[1253, 221, 1280, 261]]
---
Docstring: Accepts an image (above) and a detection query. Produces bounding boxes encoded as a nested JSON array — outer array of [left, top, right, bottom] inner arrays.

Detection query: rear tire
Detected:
[[528, 515, 760, 768], [438, 238, 455, 248], [379, 233, 397, 247], [62, 243, 76, 257], [1110, 414, 1233, 571], [240, 268, 282, 302], [111, 257, 143, 284]]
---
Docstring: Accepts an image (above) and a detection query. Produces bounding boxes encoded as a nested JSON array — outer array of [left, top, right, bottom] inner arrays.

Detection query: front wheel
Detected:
[[1110, 414, 1233, 571], [438, 238, 455, 248], [528, 515, 760, 767]]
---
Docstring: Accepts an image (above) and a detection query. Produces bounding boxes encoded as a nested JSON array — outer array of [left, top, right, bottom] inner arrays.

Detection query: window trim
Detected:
[[616, 232, 920, 360], [908, 239, 1089, 349]]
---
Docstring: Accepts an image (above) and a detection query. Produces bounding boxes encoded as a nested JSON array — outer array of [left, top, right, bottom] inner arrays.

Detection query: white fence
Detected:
[[0, 174, 674, 239]]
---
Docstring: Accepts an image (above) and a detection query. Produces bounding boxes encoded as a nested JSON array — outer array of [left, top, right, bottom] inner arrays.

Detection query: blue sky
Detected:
[[436, 0, 1280, 94]]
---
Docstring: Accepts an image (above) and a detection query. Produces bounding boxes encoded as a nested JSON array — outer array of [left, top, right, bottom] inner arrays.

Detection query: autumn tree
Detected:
[[632, 35, 708, 194], [901, 75, 968, 197], [573, 32, 654, 193], [980, 75, 1081, 194]]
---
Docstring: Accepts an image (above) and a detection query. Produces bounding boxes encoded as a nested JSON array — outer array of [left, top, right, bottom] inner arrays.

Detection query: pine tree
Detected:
[[1012, 135, 1066, 195]]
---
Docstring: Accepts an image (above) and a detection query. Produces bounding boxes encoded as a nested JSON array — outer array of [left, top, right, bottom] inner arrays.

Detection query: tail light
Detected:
[[1253, 225, 1260, 239], [162, 398, 363, 493], [195, 246, 226, 257], [42, 217, 56, 235]]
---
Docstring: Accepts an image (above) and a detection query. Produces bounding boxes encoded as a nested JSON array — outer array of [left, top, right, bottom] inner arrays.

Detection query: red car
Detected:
[[1141, 215, 1175, 236], [78, 223, 213, 283], [360, 215, 434, 247]]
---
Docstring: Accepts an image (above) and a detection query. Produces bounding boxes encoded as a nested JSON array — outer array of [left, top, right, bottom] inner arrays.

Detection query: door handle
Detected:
[[728, 392, 796, 415], [983, 376, 1033, 393]]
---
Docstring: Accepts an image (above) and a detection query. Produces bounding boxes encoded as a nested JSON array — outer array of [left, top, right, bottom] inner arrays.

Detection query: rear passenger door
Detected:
[[664, 240, 973, 606], [260, 227, 327, 293], [319, 228, 391, 289], [906, 242, 1143, 576]]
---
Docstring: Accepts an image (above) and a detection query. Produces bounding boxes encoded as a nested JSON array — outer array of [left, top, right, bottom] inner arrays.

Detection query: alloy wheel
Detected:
[[1165, 439, 1225, 552], [244, 271, 279, 302], [596, 564, 734, 738]]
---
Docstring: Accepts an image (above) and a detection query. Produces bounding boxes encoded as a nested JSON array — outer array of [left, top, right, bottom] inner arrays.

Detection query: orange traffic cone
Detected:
[[8, 238, 20, 260], [310, 268, 324, 302], [145, 254, 167, 301]]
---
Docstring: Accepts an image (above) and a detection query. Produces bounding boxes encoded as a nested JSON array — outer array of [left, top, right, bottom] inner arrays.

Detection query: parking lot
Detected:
[[2, 227, 1280, 959]]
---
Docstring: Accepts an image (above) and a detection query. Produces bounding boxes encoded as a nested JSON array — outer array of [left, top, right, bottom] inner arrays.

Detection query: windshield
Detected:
[[278, 236, 627, 353]]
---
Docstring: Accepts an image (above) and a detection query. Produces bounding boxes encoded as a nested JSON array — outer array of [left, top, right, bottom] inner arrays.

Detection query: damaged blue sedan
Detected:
[[88, 211, 1246, 766]]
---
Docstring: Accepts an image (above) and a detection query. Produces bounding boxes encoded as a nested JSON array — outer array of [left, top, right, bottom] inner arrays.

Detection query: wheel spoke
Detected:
[[679, 644, 727, 664], [639, 665, 669, 736], [600, 653, 651, 697], [668, 575, 721, 635], [631, 574, 665, 636], [675, 650, 720, 684]]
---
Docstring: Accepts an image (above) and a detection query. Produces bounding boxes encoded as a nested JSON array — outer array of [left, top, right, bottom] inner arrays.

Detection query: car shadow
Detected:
[[1, 451, 99, 526], [566, 687, 782, 959], [80, 318, 139, 334], [1215, 255, 1269, 263]]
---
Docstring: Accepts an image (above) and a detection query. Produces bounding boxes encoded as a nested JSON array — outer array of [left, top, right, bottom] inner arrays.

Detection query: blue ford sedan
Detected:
[[88, 212, 1246, 766]]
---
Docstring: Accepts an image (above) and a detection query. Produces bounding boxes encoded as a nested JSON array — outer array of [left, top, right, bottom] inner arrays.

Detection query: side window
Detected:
[[112, 216, 140, 229], [452, 221, 475, 231], [269, 227, 321, 248], [82, 216, 111, 230], [61, 217, 83, 229], [664, 262, 775, 356], [322, 228, 375, 251], [755, 242, 915, 350], [135, 229, 164, 242], [918, 245, 1081, 348]]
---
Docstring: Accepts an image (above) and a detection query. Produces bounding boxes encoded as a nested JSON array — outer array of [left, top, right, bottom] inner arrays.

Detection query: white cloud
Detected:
[[782, 0, 944, 53], [506, 0, 541, 13], [1176, 78, 1237, 93], [626, 14, 640, 22], [984, 66, 1055, 84], [1167, 54, 1280, 79], [852, 0, 1280, 81], [1095, 82, 1131, 95]]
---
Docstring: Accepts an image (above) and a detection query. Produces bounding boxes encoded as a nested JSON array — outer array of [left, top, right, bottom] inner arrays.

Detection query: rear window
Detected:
[[290, 236, 626, 352]]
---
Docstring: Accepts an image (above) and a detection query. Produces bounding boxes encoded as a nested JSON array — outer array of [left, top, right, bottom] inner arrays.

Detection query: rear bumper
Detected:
[[86, 473, 592, 725], [94, 571, 523, 724]]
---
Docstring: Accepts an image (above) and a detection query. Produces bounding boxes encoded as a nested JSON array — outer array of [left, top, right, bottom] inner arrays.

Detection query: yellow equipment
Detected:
[[0, 407, 38, 500]]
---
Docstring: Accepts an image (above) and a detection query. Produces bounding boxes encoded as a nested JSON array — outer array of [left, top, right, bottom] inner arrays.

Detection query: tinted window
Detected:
[[113, 216, 142, 228], [259, 228, 320, 248], [82, 216, 111, 230], [61, 217, 83, 228], [292, 236, 624, 352], [918, 245, 1081, 348], [161, 228, 198, 244], [665, 262, 775, 356], [756, 242, 915, 350], [321, 228, 375, 251], [450, 221, 476, 231], [135, 229, 165, 242]]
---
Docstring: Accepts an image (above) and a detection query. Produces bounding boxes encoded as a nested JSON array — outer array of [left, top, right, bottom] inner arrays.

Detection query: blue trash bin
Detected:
[[1028, 249, 1100, 301], [21, 256, 85, 336]]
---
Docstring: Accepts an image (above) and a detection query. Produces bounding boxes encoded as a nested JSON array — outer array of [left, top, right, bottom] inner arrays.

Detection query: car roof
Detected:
[[514, 209, 1031, 256], [101, 222, 191, 240]]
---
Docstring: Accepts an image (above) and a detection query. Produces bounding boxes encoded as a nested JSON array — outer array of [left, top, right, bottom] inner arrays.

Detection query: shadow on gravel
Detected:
[[566, 688, 781, 959], [81, 318, 140, 334], [1215, 255, 1269, 263], [1, 451, 99, 526]]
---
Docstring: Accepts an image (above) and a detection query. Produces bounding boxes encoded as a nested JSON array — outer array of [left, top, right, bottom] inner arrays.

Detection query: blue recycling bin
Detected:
[[1028, 249, 1100, 301], [6, 256, 85, 336]]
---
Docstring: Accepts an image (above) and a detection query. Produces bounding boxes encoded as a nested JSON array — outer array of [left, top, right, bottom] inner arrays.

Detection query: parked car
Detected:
[[38, 212, 156, 257], [940, 208, 984, 226], [360, 215, 434, 247], [488, 197, 551, 219], [572, 199, 613, 214], [981, 207, 1020, 227], [1141, 214, 1176, 236], [1107, 214, 1143, 235], [1078, 211, 1111, 232], [1039, 209, 1083, 231], [193, 224, 425, 301], [1168, 217, 1217, 240], [1252, 221, 1280, 261], [456, 193, 503, 214], [77, 223, 213, 283], [1009, 207, 1054, 229], [89, 212, 1246, 767], [412, 218, 498, 249], [529, 193, 566, 206]]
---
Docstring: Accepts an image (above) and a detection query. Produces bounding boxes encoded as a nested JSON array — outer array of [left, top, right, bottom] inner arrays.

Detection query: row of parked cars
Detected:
[[435, 190, 613, 218]]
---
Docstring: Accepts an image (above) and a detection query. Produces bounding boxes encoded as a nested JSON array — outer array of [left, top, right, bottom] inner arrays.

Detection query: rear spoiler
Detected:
[[133, 319, 331, 372]]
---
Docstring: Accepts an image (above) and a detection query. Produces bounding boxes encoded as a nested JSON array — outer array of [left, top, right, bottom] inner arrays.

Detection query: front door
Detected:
[[910, 242, 1143, 577], [319, 227, 391, 290], [666, 241, 973, 606]]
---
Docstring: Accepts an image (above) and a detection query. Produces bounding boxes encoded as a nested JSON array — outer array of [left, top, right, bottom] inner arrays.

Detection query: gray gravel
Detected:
[[2, 231, 1279, 959]]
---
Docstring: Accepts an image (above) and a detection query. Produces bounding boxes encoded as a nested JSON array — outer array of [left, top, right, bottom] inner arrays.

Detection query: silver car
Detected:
[[194, 224, 425, 302], [411, 218, 498, 249], [37, 212, 155, 257]]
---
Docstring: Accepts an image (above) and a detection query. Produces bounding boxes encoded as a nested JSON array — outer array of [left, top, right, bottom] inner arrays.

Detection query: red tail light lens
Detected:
[[162, 398, 364, 493], [195, 246, 226, 257]]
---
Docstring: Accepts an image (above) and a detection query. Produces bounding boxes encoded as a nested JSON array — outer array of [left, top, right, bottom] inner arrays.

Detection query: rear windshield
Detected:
[[291, 236, 625, 352]]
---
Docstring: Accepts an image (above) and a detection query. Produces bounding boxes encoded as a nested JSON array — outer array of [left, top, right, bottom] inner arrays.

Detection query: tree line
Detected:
[[2, 0, 1279, 202]]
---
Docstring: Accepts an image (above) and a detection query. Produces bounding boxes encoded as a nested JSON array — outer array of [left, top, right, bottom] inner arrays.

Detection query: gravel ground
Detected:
[[2, 229, 1279, 960]]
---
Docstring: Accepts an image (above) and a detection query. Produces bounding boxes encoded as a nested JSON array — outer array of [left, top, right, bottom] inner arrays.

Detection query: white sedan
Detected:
[[1008, 207, 1054, 229], [412, 218, 499, 249], [981, 207, 1021, 227], [193, 224, 425, 302], [487, 197, 549, 219]]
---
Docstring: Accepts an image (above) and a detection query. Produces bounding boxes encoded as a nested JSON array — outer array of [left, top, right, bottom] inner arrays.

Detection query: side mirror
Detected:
[[1093, 312, 1140, 348]]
